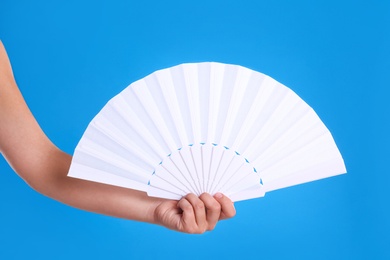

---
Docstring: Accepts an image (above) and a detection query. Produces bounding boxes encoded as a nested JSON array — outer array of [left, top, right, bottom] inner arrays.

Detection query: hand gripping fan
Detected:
[[68, 62, 346, 202]]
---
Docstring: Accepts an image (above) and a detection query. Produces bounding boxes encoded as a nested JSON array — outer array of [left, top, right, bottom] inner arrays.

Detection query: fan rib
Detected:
[[189, 147, 203, 195], [168, 155, 199, 195], [205, 145, 215, 193], [224, 171, 261, 196], [209, 152, 235, 195], [151, 173, 189, 195], [178, 149, 202, 195], [159, 164, 192, 194], [213, 162, 246, 194], [147, 185, 183, 200]]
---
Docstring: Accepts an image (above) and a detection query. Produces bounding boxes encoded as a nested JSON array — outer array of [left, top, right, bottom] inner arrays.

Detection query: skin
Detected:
[[0, 41, 236, 234]]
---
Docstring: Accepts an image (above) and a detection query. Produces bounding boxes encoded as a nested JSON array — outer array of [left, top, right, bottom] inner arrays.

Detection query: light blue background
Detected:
[[1, 0, 389, 259]]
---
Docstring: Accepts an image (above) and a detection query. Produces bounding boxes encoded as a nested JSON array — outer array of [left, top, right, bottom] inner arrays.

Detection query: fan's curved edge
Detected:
[[264, 157, 347, 193], [260, 128, 347, 193], [259, 82, 348, 192], [129, 61, 274, 91]]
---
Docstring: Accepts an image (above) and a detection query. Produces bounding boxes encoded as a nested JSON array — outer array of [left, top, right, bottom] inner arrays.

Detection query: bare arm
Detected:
[[0, 41, 235, 233]]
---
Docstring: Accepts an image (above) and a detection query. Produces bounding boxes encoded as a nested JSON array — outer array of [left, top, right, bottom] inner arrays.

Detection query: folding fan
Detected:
[[68, 62, 346, 202]]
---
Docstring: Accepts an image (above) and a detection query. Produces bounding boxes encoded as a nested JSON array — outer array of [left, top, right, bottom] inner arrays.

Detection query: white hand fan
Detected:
[[68, 62, 346, 202]]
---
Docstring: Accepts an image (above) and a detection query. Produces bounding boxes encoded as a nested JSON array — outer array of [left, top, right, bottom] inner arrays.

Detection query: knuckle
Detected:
[[209, 201, 221, 211], [195, 201, 205, 210], [220, 195, 230, 203], [199, 192, 211, 200], [182, 203, 193, 211], [186, 193, 197, 200], [178, 199, 192, 211]]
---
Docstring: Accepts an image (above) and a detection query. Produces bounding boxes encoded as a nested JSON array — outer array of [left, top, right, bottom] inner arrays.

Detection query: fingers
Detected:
[[199, 193, 221, 230], [177, 196, 197, 232], [176, 193, 236, 234], [185, 193, 208, 231], [177, 194, 207, 234], [213, 192, 236, 220]]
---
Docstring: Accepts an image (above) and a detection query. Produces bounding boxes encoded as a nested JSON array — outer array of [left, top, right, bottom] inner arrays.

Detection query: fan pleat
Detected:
[[111, 94, 168, 157], [131, 80, 178, 152], [154, 69, 190, 146], [265, 157, 346, 192], [233, 75, 278, 152], [225, 70, 266, 149], [143, 73, 182, 148], [73, 148, 149, 183], [207, 63, 225, 144], [260, 132, 341, 184], [70, 163, 149, 191], [170, 65, 195, 145], [91, 120, 157, 167], [219, 65, 252, 146], [197, 63, 211, 143]]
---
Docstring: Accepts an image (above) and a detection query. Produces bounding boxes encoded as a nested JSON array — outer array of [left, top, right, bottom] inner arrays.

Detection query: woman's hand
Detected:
[[152, 193, 236, 234]]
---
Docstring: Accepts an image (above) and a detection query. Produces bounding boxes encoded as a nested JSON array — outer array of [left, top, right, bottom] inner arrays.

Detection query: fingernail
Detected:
[[215, 192, 223, 199]]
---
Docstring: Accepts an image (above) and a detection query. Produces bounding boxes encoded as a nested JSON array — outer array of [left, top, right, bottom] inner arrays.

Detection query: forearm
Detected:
[[38, 152, 161, 223], [0, 80, 162, 224], [53, 177, 160, 223], [2, 135, 161, 223]]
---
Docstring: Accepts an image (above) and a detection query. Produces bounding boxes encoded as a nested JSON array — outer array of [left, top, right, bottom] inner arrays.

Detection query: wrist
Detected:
[[145, 196, 164, 225]]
